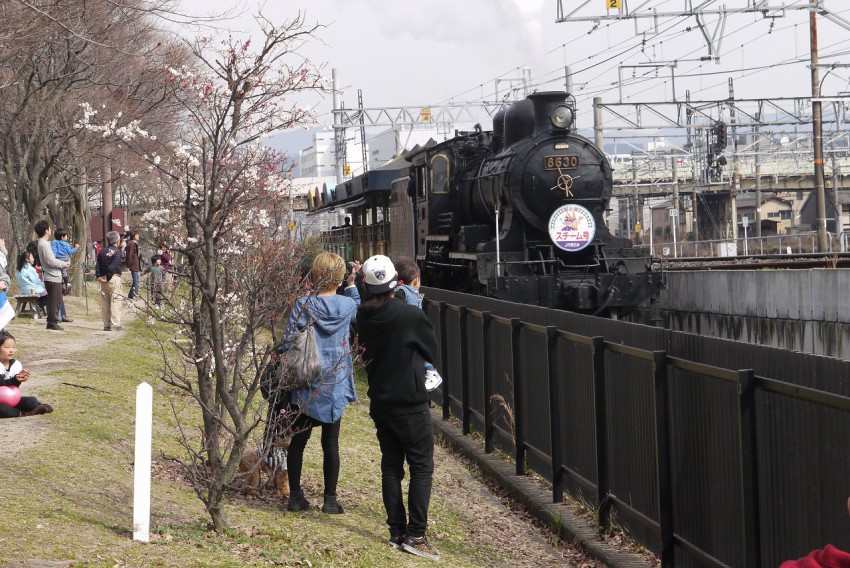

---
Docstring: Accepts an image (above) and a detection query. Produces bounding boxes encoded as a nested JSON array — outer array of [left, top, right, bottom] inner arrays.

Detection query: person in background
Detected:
[[35, 220, 69, 332], [15, 251, 48, 318], [51, 228, 78, 323], [356, 255, 441, 561], [95, 231, 124, 331], [0, 331, 52, 418], [283, 252, 361, 515], [124, 231, 141, 301], [158, 242, 173, 290], [0, 243, 11, 330], [142, 254, 166, 305], [0, 238, 7, 273]]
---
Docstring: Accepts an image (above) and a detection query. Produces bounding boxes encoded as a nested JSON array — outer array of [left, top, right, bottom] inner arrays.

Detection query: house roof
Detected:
[[735, 192, 791, 208]]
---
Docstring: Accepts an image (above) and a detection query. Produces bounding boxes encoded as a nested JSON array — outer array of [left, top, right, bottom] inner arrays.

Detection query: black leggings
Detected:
[[286, 413, 342, 496], [0, 396, 39, 418]]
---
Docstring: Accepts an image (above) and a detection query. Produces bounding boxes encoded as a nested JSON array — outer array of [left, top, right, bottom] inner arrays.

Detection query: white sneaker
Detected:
[[424, 369, 443, 392]]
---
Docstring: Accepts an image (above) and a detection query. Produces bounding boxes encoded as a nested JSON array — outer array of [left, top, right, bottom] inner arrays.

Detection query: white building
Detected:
[[366, 125, 466, 169], [298, 128, 369, 179]]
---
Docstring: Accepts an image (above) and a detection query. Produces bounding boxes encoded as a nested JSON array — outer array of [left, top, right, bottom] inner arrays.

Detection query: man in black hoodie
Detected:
[[356, 255, 440, 561]]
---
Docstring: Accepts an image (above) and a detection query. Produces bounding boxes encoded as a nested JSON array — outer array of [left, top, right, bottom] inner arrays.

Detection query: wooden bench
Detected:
[[15, 294, 42, 319]]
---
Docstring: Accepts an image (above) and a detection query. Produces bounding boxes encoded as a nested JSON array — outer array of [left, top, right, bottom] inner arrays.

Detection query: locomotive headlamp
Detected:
[[550, 105, 574, 129]]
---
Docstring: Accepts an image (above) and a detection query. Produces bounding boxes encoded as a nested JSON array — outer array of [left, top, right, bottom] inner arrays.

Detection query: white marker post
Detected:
[[133, 382, 153, 542]]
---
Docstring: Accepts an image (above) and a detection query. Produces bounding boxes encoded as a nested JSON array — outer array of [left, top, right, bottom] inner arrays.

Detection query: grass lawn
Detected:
[[0, 294, 568, 567]]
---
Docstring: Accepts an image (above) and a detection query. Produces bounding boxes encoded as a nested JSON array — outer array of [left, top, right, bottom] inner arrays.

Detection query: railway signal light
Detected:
[[714, 121, 727, 152]]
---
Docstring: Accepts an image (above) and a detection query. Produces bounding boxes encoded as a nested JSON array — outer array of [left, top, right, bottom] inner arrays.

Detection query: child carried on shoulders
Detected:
[[394, 258, 442, 392]]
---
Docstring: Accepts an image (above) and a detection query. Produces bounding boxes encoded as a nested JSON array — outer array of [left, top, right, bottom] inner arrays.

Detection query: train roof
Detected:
[[307, 155, 409, 212]]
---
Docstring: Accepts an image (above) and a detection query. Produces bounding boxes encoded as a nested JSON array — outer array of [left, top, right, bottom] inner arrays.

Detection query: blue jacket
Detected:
[[283, 287, 361, 423], [51, 240, 78, 260], [16, 264, 46, 296], [395, 283, 422, 308]]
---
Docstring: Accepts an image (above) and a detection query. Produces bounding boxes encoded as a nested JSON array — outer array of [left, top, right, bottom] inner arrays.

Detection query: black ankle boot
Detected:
[[287, 491, 311, 512], [322, 494, 344, 514]]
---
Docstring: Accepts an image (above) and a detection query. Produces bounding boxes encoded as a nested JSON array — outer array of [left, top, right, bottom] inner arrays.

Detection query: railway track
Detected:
[[662, 252, 850, 270]]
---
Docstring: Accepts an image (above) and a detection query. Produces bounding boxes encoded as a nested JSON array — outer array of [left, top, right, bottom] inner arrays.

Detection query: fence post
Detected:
[[440, 302, 449, 421], [738, 369, 761, 568], [482, 312, 494, 453], [459, 306, 470, 435], [653, 350, 675, 568], [133, 382, 153, 543], [592, 336, 611, 531], [546, 327, 563, 503], [511, 318, 525, 476]]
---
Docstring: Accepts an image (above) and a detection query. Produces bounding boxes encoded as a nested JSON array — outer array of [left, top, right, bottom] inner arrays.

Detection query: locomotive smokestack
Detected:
[[492, 108, 506, 153]]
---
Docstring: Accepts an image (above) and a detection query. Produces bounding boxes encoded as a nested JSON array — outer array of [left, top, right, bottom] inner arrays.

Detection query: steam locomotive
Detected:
[[310, 91, 664, 318]]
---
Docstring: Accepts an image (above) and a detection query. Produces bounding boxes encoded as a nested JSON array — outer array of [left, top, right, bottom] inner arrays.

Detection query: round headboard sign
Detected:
[[548, 204, 596, 252]]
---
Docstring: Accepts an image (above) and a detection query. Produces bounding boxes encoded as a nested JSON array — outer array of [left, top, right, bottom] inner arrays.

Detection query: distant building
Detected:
[[298, 128, 369, 179], [799, 189, 850, 234], [367, 125, 466, 170], [736, 193, 794, 235]]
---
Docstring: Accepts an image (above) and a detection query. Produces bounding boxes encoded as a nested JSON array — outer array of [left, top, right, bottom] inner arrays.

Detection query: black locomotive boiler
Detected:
[[313, 91, 664, 318]]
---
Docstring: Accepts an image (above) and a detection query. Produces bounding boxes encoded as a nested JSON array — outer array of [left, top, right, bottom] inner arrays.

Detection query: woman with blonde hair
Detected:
[[283, 252, 361, 513]]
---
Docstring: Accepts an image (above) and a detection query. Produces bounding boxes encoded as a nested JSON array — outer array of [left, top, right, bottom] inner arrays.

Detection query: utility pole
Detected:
[[102, 160, 112, 245], [810, 0, 828, 252], [358, 89, 368, 174], [754, 117, 762, 238], [332, 69, 344, 184], [593, 97, 604, 151]]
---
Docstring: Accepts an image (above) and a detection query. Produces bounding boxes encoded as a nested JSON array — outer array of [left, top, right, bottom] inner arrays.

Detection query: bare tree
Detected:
[[81, 12, 330, 530], [0, 0, 190, 263]]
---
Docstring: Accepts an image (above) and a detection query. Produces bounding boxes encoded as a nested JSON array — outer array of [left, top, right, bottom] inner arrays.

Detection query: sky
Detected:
[[173, 0, 850, 136]]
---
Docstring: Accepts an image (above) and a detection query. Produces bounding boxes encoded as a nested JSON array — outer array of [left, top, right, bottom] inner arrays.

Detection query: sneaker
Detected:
[[402, 535, 439, 561], [46, 324, 64, 331], [424, 369, 443, 392], [388, 534, 406, 550], [61, 317, 73, 323]]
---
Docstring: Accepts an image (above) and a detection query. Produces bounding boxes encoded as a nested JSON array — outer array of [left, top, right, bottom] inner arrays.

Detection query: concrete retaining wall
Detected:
[[629, 269, 850, 360]]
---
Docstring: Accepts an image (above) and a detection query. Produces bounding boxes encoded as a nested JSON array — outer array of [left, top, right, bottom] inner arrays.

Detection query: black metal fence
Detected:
[[422, 287, 850, 568]]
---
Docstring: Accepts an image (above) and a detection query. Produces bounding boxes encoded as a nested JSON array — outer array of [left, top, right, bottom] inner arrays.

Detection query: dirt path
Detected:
[[0, 293, 139, 456]]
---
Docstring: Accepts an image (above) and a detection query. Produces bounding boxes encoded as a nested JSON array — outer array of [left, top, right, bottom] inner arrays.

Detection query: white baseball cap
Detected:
[[362, 255, 398, 295]]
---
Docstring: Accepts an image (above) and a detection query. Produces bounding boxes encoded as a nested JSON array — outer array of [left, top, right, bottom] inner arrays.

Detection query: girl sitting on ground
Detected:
[[0, 331, 53, 418]]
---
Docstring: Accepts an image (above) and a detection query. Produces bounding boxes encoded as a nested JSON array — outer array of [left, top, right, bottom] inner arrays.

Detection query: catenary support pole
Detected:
[[810, 1, 829, 252], [133, 382, 153, 542]]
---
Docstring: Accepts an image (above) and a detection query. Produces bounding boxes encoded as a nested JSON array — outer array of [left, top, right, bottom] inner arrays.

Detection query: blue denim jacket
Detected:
[[283, 287, 360, 423], [395, 283, 422, 308]]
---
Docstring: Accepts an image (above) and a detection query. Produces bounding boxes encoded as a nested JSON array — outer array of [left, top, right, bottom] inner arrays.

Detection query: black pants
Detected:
[[286, 413, 342, 496], [372, 409, 434, 538], [45, 280, 63, 326], [0, 396, 39, 418]]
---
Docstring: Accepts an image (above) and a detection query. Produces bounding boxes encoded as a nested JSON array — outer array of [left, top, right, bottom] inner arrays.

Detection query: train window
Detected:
[[430, 154, 450, 194]]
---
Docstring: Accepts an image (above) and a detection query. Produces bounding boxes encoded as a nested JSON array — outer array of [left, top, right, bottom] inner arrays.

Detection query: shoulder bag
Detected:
[[278, 314, 322, 390]]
